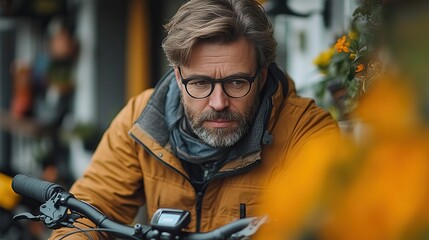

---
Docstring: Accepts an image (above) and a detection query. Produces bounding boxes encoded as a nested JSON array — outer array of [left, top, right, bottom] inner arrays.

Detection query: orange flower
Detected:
[[355, 63, 365, 73], [335, 35, 350, 53]]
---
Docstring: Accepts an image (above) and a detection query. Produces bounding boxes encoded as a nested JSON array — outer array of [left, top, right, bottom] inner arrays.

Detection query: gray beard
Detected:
[[192, 116, 247, 148], [183, 97, 260, 148]]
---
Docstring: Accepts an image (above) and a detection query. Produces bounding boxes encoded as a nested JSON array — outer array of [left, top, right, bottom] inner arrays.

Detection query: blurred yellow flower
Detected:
[[348, 31, 359, 40], [0, 173, 21, 210], [255, 131, 348, 240], [313, 47, 335, 74], [257, 76, 429, 240]]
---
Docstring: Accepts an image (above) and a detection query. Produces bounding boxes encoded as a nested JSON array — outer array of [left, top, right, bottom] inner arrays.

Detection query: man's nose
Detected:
[[208, 83, 229, 111]]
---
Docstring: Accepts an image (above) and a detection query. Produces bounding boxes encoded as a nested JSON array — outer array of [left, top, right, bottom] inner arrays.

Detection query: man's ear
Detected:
[[174, 67, 183, 89]]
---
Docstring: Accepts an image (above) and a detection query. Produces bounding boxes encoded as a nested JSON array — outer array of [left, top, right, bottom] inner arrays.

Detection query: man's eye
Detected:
[[188, 79, 211, 88], [227, 79, 248, 89]]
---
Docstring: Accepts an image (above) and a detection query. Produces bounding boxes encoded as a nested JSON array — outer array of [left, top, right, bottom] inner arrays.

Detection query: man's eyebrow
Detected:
[[186, 71, 253, 79]]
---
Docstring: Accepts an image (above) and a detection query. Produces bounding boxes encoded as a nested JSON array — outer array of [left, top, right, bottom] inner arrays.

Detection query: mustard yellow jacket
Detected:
[[51, 68, 338, 239]]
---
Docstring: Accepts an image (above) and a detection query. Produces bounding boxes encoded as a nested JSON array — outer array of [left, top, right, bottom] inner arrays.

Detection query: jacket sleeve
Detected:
[[282, 75, 340, 156], [293, 101, 339, 146], [49, 89, 153, 239], [286, 98, 340, 166]]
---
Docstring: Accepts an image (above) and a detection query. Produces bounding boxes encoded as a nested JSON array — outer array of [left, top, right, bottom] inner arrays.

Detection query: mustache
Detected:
[[199, 109, 243, 121]]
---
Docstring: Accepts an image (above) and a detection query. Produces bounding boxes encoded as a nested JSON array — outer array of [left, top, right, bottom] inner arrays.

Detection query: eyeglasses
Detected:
[[178, 67, 259, 99]]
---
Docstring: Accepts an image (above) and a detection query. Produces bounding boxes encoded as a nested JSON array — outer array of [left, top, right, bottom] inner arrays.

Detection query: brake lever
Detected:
[[13, 192, 74, 229], [13, 212, 42, 221]]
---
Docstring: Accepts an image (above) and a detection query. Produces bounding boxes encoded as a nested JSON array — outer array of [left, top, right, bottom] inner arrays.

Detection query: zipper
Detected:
[[195, 191, 204, 232], [240, 203, 246, 219], [195, 169, 210, 232]]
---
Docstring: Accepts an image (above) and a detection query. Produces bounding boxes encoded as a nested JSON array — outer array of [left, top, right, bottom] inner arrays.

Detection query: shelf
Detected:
[[0, 110, 55, 138]]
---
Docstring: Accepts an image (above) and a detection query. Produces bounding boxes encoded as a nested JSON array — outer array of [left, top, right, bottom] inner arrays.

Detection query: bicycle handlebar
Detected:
[[11, 174, 264, 240], [12, 174, 65, 203]]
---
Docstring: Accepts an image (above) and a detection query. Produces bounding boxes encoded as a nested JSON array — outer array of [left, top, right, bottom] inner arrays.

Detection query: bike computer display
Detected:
[[150, 208, 191, 233]]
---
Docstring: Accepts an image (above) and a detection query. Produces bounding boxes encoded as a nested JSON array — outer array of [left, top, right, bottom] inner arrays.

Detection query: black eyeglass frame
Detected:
[[178, 67, 260, 99]]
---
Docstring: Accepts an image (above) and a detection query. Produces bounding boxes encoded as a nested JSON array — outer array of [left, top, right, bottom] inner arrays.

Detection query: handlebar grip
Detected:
[[12, 174, 65, 203]]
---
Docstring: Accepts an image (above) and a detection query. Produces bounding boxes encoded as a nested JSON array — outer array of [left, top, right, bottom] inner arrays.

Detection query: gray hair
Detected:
[[162, 0, 277, 68]]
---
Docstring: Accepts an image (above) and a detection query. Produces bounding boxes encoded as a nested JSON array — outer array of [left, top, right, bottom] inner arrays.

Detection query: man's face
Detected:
[[174, 37, 267, 148]]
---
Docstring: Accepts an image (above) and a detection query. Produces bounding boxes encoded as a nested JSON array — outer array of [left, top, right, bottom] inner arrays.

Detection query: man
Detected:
[[51, 0, 338, 238]]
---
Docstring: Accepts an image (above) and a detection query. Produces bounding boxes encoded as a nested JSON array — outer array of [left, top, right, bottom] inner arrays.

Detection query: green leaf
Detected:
[[350, 39, 359, 52]]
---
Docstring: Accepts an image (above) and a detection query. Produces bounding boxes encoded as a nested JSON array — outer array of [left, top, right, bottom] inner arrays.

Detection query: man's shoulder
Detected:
[[120, 88, 155, 123], [279, 92, 338, 134], [286, 93, 317, 109], [133, 88, 155, 108], [268, 69, 338, 137]]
